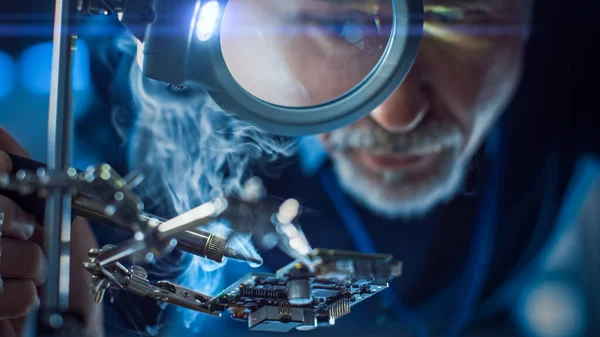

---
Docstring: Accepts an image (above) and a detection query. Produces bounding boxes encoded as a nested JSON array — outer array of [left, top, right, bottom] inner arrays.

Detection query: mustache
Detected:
[[327, 117, 464, 154]]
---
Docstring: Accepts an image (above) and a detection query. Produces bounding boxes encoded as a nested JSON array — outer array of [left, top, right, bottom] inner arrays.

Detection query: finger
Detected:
[[29, 224, 45, 248], [0, 238, 48, 285], [0, 150, 11, 174], [0, 195, 36, 241], [10, 317, 25, 336], [0, 127, 30, 158], [0, 319, 17, 337], [0, 279, 38, 319]]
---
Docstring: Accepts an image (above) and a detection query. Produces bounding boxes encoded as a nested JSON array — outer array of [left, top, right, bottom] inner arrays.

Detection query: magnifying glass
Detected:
[[121, 0, 423, 136]]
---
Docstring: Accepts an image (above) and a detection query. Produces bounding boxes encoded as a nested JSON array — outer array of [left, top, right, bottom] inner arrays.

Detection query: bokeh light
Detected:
[[18, 40, 91, 94], [0, 50, 16, 99], [517, 279, 587, 337]]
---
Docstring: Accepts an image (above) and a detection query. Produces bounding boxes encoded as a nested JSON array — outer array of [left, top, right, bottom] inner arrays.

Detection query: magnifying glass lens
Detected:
[[221, 0, 394, 107]]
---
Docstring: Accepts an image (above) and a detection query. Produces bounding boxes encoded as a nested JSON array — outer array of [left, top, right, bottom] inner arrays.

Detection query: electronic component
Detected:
[[248, 305, 309, 332], [0, 157, 402, 332], [208, 248, 402, 332]]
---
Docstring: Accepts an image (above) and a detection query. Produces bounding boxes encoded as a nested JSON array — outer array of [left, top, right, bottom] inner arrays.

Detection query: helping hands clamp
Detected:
[[84, 245, 221, 316], [0, 159, 307, 316]]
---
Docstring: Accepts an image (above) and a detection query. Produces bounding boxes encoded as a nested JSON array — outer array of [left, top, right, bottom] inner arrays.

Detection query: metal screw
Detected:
[[130, 265, 148, 279], [88, 248, 102, 256]]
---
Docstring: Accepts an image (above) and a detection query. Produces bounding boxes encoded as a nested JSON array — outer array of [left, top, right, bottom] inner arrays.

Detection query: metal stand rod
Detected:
[[29, 0, 79, 333]]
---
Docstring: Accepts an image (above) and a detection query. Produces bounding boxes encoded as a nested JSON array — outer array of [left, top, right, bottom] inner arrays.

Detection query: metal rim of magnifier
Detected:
[[186, 0, 424, 136]]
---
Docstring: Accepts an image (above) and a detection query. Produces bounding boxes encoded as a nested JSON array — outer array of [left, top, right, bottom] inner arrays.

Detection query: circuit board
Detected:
[[209, 249, 402, 332]]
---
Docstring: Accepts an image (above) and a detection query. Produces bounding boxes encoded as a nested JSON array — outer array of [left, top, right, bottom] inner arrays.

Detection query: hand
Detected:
[[0, 127, 104, 337]]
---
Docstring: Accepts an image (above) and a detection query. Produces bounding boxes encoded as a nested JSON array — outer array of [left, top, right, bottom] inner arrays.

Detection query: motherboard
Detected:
[[208, 249, 402, 332]]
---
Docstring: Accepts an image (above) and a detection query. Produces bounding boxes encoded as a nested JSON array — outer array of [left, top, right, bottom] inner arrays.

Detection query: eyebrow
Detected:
[[425, 0, 509, 10], [309, 0, 382, 14]]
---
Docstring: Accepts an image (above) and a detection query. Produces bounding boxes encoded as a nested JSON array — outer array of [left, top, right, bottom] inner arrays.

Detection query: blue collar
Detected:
[[297, 136, 329, 176]]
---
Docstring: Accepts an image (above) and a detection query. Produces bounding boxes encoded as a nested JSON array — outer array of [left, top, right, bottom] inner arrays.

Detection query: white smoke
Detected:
[[112, 34, 295, 332], [126, 63, 294, 212]]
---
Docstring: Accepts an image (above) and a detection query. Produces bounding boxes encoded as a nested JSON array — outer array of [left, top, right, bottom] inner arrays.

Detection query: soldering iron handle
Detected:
[[0, 152, 49, 223], [1, 154, 252, 265]]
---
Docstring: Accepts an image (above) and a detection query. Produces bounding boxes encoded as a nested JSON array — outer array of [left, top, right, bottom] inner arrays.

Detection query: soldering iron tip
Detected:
[[224, 247, 263, 267]]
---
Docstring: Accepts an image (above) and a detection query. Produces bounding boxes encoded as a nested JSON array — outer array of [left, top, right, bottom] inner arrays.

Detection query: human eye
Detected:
[[424, 6, 490, 24], [297, 10, 385, 42]]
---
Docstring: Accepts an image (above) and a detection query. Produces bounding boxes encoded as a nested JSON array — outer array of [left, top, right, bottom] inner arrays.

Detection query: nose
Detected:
[[370, 65, 430, 133]]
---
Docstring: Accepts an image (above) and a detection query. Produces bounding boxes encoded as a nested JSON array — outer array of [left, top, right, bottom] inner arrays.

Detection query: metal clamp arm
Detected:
[[85, 245, 221, 316], [148, 281, 221, 316]]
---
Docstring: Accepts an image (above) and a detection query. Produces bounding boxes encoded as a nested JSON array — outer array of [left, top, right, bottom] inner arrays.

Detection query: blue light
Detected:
[[195, 1, 220, 41], [73, 40, 91, 92], [18, 40, 91, 95], [0, 51, 15, 99]]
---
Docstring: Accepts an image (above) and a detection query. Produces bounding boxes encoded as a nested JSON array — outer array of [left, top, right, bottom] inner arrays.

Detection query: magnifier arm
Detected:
[[79, 0, 154, 42], [79, 0, 126, 15]]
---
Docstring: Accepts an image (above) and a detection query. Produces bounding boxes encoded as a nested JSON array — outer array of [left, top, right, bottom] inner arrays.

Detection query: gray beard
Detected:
[[331, 147, 468, 220], [326, 115, 467, 219]]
